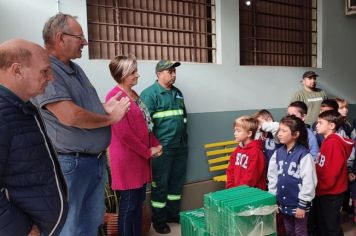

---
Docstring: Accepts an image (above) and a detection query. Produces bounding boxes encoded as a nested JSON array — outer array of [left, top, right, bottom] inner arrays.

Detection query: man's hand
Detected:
[[295, 208, 305, 219], [27, 225, 40, 236], [109, 96, 130, 124], [104, 91, 123, 113]]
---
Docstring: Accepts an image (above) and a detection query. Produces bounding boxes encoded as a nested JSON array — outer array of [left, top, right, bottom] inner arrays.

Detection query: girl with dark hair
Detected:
[[268, 115, 317, 236]]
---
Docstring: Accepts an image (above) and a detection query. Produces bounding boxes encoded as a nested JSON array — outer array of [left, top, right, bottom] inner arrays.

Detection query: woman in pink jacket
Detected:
[[106, 55, 162, 236]]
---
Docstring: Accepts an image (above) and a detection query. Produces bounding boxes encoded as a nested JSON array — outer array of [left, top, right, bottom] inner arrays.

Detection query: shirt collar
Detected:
[[154, 80, 176, 94], [0, 84, 37, 115], [286, 143, 298, 154], [50, 56, 78, 75]]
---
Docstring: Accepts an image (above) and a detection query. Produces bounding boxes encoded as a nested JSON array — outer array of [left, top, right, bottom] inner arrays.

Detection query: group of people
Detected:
[[227, 70, 356, 235], [0, 13, 187, 236], [2, 11, 356, 236], [106, 56, 188, 235]]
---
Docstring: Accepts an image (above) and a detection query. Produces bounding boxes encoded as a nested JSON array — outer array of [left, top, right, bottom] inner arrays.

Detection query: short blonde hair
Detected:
[[109, 55, 137, 83], [335, 97, 348, 108], [234, 115, 259, 139]]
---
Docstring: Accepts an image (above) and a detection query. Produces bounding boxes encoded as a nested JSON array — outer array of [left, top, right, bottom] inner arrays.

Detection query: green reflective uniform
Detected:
[[140, 81, 188, 225]]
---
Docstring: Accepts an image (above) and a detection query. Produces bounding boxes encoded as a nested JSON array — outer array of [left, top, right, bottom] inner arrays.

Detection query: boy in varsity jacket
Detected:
[[315, 110, 354, 235], [226, 116, 266, 190]]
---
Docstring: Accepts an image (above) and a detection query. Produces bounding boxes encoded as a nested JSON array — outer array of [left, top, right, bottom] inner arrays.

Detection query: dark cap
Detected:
[[155, 60, 181, 72], [303, 71, 318, 79]]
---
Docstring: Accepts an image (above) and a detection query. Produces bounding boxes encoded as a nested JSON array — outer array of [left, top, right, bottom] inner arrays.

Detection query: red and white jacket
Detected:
[[226, 140, 266, 190], [316, 133, 354, 196]]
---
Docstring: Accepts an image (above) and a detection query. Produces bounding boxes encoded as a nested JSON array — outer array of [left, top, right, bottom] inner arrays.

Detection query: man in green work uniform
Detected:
[[140, 60, 188, 234]]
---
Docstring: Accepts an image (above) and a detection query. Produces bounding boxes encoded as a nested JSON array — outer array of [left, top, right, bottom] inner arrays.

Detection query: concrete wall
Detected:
[[1, 0, 356, 182]]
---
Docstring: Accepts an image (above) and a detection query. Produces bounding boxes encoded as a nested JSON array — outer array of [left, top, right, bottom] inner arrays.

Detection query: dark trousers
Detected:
[[276, 212, 286, 236], [307, 200, 317, 236], [314, 194, 344, 236], [117, 185, 146, 236], [151, 147, 188, 225], [283, 213, 308, 236], [342, 189, 352, 213]]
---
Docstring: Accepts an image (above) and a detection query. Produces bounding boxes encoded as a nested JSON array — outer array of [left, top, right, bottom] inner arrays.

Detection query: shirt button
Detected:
[[283, 197, 286, 199], [285, 162, 287, 164], [282, 186, 285, 188], [283, 174, 285, 176], [285, 207, 287, 209]]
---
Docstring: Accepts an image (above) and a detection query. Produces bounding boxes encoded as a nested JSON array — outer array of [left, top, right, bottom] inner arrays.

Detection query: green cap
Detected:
[[155, 60, 181, 72]]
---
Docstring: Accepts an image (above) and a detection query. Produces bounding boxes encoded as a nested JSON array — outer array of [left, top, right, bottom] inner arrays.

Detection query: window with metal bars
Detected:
[[239, 0, 317, 67], [86, 0, 216, 63]]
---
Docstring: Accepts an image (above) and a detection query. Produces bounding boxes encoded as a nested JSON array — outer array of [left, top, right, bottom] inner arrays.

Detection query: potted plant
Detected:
[[101, 163, 119, 236], [99, 158, 151, 236]]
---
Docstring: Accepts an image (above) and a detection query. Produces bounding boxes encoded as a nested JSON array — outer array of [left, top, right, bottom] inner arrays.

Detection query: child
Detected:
[[335, 97, 354, 219], [254, 109, 281, 166], [287, 101, 319, 159], [254, 110, 286, 236], [312, 99, 340, 146], [335, 97, 353, 138], [268, 115, 317, 236], [287, 101, 319, 235], [314, 110, 354, 235], [319, 98, 339, 113], [226, 115, 266, 190], [257, 102, 319, 159]]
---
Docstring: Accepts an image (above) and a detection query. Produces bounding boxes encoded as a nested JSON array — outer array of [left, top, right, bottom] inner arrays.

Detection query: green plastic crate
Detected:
[[203, 186, 277, 236], [180, 208, 209, 236]]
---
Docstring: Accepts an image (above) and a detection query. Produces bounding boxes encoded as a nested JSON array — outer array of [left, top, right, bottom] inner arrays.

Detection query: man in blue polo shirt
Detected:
[[141, 60, 188, 234], [32, 13, 130, 236]]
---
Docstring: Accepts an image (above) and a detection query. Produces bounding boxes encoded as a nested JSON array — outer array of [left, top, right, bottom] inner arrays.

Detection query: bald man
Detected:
[[0, 39, 68, 236]]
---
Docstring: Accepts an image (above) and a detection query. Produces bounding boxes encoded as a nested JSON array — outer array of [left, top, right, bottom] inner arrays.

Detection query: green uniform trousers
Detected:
[[151, 147, 188, 225]]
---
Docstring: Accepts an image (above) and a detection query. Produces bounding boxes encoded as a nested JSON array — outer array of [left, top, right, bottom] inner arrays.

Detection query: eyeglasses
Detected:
[[62, 32, 87, 42]]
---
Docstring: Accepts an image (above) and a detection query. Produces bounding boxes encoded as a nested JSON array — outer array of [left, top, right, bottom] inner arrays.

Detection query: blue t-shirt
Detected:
[[32, 56, 110, 153]]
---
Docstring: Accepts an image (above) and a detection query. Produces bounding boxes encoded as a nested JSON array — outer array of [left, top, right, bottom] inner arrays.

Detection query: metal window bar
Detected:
[[87, 0, 216, 62], [239, 0, 316, 66], [97, 1, 101, 58]]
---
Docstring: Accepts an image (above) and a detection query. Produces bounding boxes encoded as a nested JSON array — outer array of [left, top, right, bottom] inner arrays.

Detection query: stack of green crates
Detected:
[[180, 208, 209, 236], [204, 186, 277, 236]]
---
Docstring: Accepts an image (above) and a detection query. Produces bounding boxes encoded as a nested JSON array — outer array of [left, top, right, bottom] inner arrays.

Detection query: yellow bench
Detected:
[[204, 140, 237, 182]]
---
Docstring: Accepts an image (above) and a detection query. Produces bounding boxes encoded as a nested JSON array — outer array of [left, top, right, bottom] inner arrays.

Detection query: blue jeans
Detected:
[[117, 185, 146, 236], [57, 154, 107, 236]]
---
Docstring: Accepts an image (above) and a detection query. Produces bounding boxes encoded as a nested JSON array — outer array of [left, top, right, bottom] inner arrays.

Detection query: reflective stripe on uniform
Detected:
[[152, 109, 184, 119], [167, 194, 181, 201], [151, 200, 166, 208]]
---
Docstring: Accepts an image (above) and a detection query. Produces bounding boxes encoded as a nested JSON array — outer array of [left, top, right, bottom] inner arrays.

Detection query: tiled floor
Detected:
[[343, 215, 356, 236], [148, 216, 356, 236], [148, 223, 181, 236]]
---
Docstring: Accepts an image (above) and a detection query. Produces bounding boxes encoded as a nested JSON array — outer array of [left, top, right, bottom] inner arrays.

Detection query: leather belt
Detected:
[[57, 151, 106, 159]]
